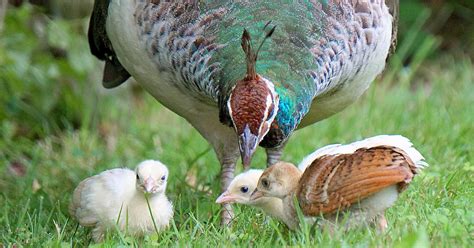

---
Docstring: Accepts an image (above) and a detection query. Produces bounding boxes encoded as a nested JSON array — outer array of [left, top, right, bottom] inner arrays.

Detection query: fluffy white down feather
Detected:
[[298, 134, 427, 171], [69, 160, 173, 242]]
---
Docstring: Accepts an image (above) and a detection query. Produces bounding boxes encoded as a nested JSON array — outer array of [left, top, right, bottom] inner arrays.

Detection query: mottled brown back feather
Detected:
[[296, 145, 416, 216]]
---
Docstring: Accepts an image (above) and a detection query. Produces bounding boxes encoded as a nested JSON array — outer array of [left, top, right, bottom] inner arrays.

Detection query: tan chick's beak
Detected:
[[144, 177, 155, 193], [215, 191, 237, 204], [250, 189, 264, 201]]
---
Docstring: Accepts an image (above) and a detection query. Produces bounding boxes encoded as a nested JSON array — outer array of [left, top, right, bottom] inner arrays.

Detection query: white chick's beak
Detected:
[[216, 191, 237, 204], [143, 177, 156, 193]]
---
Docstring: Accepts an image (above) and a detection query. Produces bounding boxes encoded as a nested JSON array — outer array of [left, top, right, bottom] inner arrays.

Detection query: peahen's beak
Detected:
[[239, 125, 259, 169]]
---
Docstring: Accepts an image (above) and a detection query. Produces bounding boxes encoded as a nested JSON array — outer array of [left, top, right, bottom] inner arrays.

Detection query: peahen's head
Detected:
[[227, 27, 280, 168]]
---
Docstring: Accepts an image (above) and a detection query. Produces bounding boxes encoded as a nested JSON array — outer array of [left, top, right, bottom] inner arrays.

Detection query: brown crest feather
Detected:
[[240, 24, 276, 80]]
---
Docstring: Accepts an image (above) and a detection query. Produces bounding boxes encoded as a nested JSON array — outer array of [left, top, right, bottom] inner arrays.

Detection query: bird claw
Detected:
[[377, 214, 388, 232], [220, 203, 235, 226]]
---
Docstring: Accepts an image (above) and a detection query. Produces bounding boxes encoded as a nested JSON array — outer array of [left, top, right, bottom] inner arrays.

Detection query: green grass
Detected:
[[1, 57, 473, 247], [1, 4, 474, 248]]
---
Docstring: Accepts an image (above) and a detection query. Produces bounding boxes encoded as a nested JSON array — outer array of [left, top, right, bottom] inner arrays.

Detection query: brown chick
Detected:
[[250, 146, 426, 231]]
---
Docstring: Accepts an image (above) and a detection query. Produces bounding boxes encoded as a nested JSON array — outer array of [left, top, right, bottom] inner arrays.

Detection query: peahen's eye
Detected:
[[161, 175, 166, 181], [240, 186, 249, 193]]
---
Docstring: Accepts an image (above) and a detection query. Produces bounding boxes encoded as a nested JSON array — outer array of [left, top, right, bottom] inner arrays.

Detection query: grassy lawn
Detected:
[[1, 5, 473, 248]]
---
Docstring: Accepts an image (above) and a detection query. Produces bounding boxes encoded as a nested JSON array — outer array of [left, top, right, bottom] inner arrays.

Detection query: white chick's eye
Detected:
[[161, 175, 166, 181], [240, 186, 249, 193]]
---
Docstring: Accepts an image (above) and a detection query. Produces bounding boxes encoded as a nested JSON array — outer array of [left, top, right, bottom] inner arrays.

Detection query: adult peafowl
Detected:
[[88, 0, 398, 224]]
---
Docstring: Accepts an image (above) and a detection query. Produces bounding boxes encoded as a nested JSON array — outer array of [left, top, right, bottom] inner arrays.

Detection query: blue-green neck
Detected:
[[208, 1, 320, 143], [273, 82, 313, 139]]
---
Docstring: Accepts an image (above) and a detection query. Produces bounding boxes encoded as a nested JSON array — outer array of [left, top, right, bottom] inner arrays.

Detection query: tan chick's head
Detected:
[[215, 169, 264, 205], [250, 161, 301, 200], [135, 160, 169, 194]]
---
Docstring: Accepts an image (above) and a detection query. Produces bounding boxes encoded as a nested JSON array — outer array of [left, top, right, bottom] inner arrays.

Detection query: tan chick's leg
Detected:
[[376, 213, 388, 232], [339, 209, 372, 231], [219, 155, 237, 226], [319, 215, 337, 236]]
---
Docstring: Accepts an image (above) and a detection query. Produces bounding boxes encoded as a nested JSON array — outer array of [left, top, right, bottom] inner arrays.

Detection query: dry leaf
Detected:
[[8, 161, 26, 177], [185, 167, 212, 195], [32, 179, 41, 193]]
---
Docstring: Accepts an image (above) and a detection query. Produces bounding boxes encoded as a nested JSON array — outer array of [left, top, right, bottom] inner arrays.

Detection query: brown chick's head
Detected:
[[251, 162, 302, 200], [135, 160, 169, 194]]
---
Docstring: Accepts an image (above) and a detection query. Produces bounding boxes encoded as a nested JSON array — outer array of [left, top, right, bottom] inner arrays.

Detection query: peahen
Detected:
[[88, 0, 398, 224]]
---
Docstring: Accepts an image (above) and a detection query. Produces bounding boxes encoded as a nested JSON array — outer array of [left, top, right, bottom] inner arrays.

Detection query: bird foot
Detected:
[[377, 214, 388, 232], [218, 153, 237, 226], [220, 203, 234, 226], [265, 146, 284, 167]]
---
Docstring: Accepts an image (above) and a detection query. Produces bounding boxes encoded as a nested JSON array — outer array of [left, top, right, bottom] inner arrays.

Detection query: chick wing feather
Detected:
[[69, 168, 136, 226], [297, 146, 417, 216]]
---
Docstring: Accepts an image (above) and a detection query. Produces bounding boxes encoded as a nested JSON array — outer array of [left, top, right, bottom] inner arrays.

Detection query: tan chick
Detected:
[[69, 160, 173, 242], [250, 144, 427, 231], [217, 135, 426, 230]]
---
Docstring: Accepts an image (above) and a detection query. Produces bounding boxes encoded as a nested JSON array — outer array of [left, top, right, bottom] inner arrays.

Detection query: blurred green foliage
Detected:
[[0, 2, 472, 246], [399, 0, 474, 57], [0, 4, 100, 140], [0, 1, 472, 142]]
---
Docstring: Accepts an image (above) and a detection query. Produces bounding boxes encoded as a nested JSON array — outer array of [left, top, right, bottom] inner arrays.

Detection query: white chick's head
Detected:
[[216, 169, 263, 205], [135, 160, 169, 194]]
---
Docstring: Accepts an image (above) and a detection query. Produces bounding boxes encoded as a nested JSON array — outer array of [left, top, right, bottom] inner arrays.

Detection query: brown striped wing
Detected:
[[296, 146, 415, 216]]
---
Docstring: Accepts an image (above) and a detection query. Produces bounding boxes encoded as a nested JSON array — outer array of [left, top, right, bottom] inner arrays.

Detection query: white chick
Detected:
[[215, 169, 285, 221], [69, 160, 173, 242]]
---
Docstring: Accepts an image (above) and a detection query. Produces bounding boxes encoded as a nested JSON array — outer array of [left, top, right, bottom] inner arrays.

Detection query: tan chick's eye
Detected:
[[136, 174, 139, 180], [262, 179, 269, 188]]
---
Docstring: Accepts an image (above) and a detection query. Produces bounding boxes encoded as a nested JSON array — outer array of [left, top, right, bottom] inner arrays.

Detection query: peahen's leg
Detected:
[[265, 142, 287, 167], [195, 121, 239, 226], [218, 153, 238, 226]]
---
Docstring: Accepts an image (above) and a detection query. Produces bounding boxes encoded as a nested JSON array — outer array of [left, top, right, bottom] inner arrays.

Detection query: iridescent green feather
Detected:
[[205, 0, 326, 135]]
